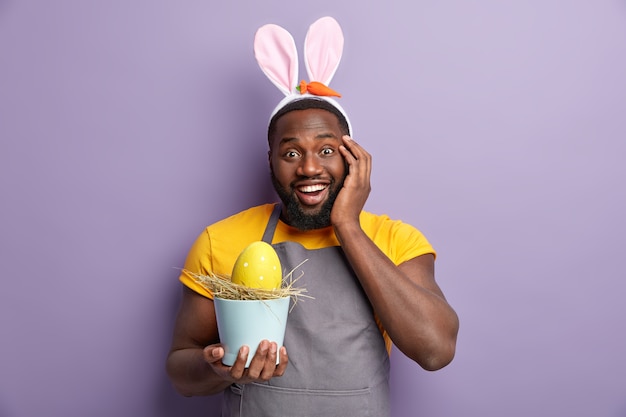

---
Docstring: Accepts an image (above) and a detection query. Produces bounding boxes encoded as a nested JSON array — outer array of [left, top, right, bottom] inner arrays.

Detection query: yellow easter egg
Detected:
[[231, 241, 282, 290]]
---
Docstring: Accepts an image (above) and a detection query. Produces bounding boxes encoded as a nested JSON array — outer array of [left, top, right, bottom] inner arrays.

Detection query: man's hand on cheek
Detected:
[[331, 135, 372, 227]]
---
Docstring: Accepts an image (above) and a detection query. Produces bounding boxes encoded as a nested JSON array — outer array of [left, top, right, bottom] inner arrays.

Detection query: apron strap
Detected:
[[261, 203, 282, 243]]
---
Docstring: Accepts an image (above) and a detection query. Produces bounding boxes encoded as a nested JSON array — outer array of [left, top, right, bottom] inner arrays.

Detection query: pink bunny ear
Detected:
[[254, 24, 299, 97], [304, 17, 344, 85]]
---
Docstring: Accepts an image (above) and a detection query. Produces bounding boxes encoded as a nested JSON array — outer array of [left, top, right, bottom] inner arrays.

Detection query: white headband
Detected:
[[254, 16, 352, 135]]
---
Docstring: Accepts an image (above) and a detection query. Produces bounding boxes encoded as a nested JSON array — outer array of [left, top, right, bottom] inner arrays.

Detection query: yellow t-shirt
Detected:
[[179, 203, 436, 353]]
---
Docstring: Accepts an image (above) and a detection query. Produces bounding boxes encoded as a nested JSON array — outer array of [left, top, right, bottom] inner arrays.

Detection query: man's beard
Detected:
[[270, 168, 346, 231]]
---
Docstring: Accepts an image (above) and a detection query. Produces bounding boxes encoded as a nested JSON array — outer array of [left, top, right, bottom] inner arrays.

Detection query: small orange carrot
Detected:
[[297, 80, 341, 98], [297, 80, 308, 94]]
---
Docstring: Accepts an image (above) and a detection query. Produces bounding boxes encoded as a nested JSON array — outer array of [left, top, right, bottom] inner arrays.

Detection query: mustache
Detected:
[[269, 167, 345, 231]]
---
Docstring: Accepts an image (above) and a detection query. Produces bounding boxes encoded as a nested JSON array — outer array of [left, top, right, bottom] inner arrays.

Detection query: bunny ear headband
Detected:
[[254, 16, 352, 135]]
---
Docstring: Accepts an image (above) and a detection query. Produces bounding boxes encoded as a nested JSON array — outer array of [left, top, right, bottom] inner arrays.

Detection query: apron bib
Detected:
[[223, 204, 390, 417]]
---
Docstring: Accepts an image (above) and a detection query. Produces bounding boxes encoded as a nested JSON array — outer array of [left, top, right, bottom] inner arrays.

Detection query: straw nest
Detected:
[[185, 259, 312, 303]]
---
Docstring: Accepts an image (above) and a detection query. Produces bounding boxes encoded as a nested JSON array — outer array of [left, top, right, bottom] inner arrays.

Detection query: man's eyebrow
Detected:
[[315, 133, 338, 139], [279, 136, 298, 145], [279, 133, 339, 145]]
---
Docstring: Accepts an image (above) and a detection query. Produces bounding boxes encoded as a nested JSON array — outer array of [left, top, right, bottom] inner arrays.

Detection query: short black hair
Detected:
[[267, 98, 350, 145]]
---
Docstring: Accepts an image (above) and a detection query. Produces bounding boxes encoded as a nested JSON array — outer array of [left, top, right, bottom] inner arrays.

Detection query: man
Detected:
[[166, 98, 459, 416], [167, 16, 458, 416]]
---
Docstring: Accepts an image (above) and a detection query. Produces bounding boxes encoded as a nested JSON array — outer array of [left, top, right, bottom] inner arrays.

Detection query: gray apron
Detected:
[[222, 204, 390, 417]]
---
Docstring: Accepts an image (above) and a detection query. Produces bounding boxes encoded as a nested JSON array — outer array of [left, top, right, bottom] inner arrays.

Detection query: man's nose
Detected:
[[297, 154, 323, 177]]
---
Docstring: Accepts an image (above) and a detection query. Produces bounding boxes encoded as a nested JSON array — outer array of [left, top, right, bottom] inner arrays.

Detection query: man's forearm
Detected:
[[166, 348, 231, 396], [334, 222, 459, 369]]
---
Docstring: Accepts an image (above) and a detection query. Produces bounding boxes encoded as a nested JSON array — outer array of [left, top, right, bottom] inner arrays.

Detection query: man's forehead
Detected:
[[275, 108, 342, 131]]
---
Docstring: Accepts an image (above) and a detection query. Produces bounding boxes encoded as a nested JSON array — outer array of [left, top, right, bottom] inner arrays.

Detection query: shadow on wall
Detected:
[[152, 277, 224, 417], [0, 399, 12, 417]]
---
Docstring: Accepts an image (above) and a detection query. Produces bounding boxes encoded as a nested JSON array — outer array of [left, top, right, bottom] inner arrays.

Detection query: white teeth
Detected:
[[299, 184, 326, 193]]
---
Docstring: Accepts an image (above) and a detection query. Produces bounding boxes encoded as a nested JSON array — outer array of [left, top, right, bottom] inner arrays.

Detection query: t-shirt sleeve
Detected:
[[364, 213, 436, 265], [178, 229, 214, 299], [391, 220, 436, 264]]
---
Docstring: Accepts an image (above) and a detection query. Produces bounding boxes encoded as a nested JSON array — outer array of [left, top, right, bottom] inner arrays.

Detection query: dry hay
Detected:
[[184, 259, 312, 303]]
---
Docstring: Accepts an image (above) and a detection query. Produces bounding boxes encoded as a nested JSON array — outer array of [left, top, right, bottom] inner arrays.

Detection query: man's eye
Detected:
[[285, 151, 299, 158], [321, 148, 334, 155]]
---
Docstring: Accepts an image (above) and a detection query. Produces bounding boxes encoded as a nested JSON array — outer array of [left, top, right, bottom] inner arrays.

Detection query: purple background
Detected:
[[1, 1, 625, 416]]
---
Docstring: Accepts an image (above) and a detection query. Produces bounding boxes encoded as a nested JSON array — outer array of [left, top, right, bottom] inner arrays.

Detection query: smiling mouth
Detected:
[[295, 183, 329, 206], [298, 184, 327, 193]]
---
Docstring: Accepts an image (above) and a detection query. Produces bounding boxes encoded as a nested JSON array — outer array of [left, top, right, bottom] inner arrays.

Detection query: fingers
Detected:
[[339, 135, 356, 161], [339, 135, 371, 191], [246, 341, 286, 381], [331, 136, 372, 227], [247, 340, 279, 380], [212, 341, 286, 383], [260, 342, 280, 379], [275, 346, 289, 376], [228, 345, 250, 379], [203, 345, 225, 364], [341, 135, 370, 163], [246, 340, 271, 379], [340, 136, 371, 179]]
